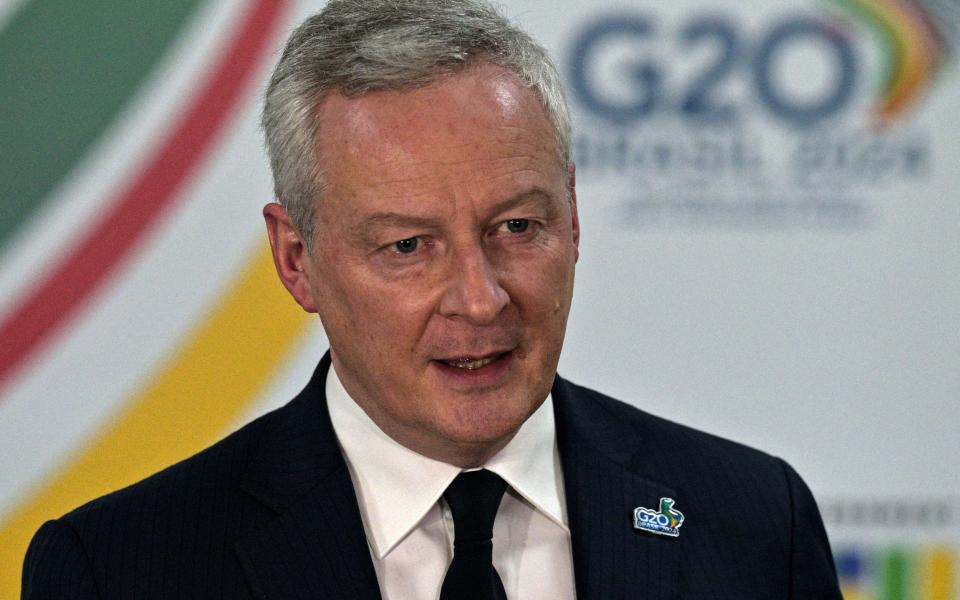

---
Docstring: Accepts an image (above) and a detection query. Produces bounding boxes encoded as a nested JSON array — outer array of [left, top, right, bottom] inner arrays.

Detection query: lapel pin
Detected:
[[633, 497, 684, 538]]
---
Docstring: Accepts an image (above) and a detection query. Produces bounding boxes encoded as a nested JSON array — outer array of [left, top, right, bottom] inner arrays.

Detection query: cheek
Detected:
[[503, 249, 575, 311], [349, 281, 440, 353]]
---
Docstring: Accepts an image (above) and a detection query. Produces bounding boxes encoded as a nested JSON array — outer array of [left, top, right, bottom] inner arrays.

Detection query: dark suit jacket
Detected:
[[23, 353, 841, 599]]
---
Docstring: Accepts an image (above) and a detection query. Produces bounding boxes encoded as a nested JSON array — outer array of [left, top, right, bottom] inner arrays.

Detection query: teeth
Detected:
[[445, 355, 498, 370]]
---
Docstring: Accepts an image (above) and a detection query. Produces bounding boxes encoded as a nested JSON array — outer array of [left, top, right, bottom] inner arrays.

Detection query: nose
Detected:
[[439, 247, 510, 324]]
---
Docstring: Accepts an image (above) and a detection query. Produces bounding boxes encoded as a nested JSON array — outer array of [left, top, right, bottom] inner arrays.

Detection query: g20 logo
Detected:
[[636, 510, 673, 527], [567, 13, 859, 126]]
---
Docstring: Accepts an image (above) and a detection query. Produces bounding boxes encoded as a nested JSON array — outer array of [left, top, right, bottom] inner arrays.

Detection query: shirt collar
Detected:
[[325, 362, 567, 559]]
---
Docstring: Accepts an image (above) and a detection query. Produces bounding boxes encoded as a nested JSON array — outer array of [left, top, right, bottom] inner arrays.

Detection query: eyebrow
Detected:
[[350, 213, 440, 247], [488, 187, 558, 216], [352, 187, 559, 243]]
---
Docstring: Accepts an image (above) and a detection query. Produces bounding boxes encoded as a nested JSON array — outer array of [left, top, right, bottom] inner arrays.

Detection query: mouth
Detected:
[[431, 349, 516, 387], [441, 352, 507, 370]]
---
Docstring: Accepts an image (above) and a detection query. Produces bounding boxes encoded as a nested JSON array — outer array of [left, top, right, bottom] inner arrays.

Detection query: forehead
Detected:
[[313, 63, 562, 208]]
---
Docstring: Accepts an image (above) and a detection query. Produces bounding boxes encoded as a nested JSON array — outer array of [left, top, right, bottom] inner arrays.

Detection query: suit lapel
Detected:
[[234, 353, 381, 600], [553, 377, 680, 600]]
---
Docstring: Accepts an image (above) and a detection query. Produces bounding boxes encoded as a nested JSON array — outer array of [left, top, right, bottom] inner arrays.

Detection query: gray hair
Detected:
[[262, 0, 571, 248]]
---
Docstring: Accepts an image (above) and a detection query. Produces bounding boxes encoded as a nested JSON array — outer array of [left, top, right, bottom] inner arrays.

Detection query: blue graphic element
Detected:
[[679, 17, 741, 122], [753, 19, 858, 126], [835, 548, 866, 581], [568, 15, 662, 124], [566, 12, 859, 127]]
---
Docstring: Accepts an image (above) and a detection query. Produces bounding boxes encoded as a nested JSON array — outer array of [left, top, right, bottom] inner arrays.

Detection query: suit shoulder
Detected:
[[556, 377, 842, 596], [558, 378, 790, 482], [24, 388, 327, 597], [22, 519, 101, 599]]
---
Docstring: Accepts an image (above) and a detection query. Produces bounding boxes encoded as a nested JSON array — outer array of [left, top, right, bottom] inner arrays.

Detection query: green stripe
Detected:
[[823, 0, 898, 97], [880, 548, 911, 600], [0, 0, 206, 248]]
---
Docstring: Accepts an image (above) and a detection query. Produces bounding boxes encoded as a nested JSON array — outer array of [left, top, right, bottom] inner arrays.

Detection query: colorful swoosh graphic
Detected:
[[660, 497, 684, 529], [0, 0, 289, 392], [0, 2, 297, 595], [828, 0, 951, 125], [0, 244, 311, 599], [0, 0, 205, 247]]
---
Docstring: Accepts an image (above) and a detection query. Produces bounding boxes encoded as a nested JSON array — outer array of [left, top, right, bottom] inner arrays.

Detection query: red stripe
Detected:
[[0, 0, 289, 391]]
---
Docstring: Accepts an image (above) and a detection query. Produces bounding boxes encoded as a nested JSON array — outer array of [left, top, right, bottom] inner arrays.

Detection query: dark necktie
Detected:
[[439, 469, 509, 600]]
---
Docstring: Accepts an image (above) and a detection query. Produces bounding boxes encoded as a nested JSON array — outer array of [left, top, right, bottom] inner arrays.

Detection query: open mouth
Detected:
[[430, 349, 516, 388], [437, 351, 510, 371]]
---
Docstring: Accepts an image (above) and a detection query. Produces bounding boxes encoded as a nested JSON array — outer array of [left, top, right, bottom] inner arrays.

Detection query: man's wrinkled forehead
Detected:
[[320, 63, 537, 127], [313, 64, 561, 185]]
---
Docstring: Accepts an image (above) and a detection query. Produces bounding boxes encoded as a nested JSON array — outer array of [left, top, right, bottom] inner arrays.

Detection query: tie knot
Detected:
[[444, 470, 508, 544]]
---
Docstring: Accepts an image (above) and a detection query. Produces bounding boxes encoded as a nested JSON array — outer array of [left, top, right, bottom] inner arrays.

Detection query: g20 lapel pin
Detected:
[[633, 497, 684, 538]]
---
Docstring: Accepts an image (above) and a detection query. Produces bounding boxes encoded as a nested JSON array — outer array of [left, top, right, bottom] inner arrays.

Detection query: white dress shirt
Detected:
[[326, 363, 577, 599]]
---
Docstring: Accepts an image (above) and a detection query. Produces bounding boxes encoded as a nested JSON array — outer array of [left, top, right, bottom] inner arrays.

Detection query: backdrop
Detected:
[[1, 0, 957, 597]]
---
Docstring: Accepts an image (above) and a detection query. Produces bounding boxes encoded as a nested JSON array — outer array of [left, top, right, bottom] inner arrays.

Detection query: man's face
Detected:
[[298, 63, 578, 465]]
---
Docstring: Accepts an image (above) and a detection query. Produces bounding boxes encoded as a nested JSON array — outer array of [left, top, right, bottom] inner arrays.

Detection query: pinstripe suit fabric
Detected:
[[22, 353, 841, 599]]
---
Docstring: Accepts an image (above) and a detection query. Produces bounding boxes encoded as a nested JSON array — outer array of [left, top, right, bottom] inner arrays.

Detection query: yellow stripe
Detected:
[[920, 547, 955, 600], [840, 588, 868, 600], [0, 244, 312, 598]]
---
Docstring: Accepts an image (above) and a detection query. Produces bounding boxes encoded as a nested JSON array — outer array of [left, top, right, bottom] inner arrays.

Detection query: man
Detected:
[[22, 1, 842, 598]]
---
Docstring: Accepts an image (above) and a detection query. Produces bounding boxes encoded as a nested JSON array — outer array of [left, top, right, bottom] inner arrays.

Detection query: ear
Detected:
[[263, 202, 318, 313], [567, 162, 580, 262]]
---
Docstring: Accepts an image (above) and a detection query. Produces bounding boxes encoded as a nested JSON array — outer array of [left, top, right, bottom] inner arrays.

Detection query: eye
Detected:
[[505, 219, 529, 233], [394, 237, 418, 253]]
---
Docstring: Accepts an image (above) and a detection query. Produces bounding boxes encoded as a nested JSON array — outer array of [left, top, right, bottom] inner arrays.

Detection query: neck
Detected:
[[401, 432, 515, 469]]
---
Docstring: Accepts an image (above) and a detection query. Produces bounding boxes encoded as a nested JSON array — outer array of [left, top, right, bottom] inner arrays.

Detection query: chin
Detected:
[[437, 396, 538, 444]]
